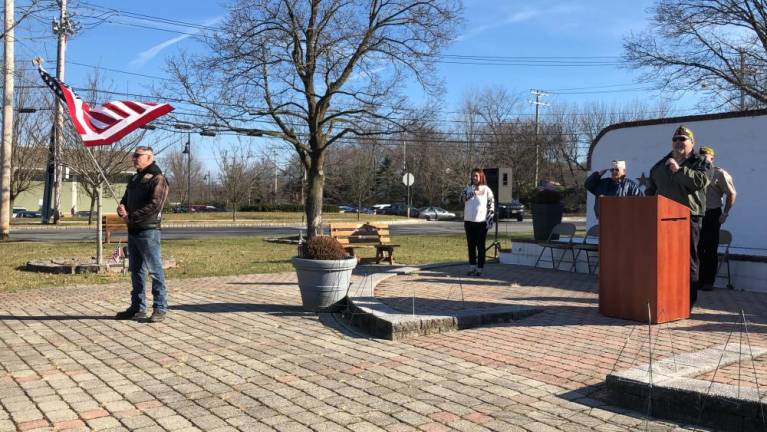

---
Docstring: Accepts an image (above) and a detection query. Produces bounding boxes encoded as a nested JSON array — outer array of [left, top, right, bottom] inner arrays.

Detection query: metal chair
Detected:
[[571, 224, 599, 274], [716, 229, 734, 289], [535, 223, 576, 270]]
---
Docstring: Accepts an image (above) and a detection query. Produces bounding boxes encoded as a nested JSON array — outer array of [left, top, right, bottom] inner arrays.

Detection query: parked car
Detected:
[[379, 203, 419, 217], [418, 207, 456, 221], [17, 210, 41, 218], [12, 207, 27, 218], [497, 200, 525, 221], [197, 205, 226, 212], [337, 205, 357, 213]]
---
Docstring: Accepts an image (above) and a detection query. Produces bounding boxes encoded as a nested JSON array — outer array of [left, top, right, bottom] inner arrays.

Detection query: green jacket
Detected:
[[645, 152, 711, 216]]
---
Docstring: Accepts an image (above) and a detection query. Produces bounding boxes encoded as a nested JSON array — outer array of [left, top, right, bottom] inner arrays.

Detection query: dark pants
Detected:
[[464, 221, 488, 268], [698, 208, 722, 287], [689, 216, 702, 306]]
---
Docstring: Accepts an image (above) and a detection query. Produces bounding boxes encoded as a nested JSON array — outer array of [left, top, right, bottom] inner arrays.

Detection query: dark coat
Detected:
[[119, 162, 170, 233], [645, 152, 710, 216]]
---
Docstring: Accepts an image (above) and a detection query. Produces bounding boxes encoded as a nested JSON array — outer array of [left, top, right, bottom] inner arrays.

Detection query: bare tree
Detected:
[[577, 100, 672, 170], [161, 145, 205, 206], [624, 0, 767, 110], [216, 145, 257, 221], [11, 70, 50, 205], [169, 0, 462, 236]]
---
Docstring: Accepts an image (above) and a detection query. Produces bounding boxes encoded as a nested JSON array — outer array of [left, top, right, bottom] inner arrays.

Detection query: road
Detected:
[[7, 219, 587, 242]]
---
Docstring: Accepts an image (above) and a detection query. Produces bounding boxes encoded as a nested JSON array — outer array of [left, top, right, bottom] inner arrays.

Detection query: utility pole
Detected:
[[43, 0, 75, 224], [530, 89, 549, 188], [1, 0, 15, 240]]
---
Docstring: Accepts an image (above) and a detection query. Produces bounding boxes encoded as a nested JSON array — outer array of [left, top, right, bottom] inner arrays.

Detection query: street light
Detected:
[[182, 133, 191, 211]]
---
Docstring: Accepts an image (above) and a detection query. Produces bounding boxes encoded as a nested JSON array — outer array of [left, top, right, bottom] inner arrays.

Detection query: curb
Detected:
[[339, 262, 543, 340], [606, 343, 767, 431]]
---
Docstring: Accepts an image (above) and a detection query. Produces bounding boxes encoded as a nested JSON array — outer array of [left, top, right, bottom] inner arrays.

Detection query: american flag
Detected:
[[110, 245, 126, 264], [37, 63, 174, 147]]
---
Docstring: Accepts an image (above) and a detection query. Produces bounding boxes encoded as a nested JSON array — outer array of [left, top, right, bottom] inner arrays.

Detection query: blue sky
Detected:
[[14, 0, 690, 170]]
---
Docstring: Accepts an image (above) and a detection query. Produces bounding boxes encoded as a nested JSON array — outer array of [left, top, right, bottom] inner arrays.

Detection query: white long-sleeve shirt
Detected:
[[462, 185, 495, 222]]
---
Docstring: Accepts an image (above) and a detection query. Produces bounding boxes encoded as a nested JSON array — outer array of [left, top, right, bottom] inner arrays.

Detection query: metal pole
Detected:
[[403, 138, 409, 218], [534, 99, 540, 187], [186, 133, 191, 209], [0, 0, 14, 240], [96, 184, 103, 267], [531, 90, 548, 188]]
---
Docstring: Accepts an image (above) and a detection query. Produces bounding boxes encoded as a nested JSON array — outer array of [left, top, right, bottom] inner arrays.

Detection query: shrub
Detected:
[[300, 236, 349, 260]]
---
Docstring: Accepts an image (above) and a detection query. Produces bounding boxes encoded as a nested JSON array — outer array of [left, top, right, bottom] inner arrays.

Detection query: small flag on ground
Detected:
[[110, 246, 125, 264], [34, 57, 174, 147]]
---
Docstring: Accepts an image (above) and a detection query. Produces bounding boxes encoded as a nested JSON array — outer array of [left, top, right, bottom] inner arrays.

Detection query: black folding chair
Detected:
[[535, 223, 576, 270], [716, 229, 734, 289], [571, 224, 599, 274]]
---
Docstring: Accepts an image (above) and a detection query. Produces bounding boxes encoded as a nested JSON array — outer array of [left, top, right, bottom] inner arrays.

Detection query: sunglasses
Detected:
[[672, 137, 689, 142], [609, 168, 621, 172], [132, 153, 150, 158]]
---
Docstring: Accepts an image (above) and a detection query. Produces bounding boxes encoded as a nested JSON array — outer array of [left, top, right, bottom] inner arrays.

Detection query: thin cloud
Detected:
[[129, 16, 223, 67], [456, 4, 581, 41]]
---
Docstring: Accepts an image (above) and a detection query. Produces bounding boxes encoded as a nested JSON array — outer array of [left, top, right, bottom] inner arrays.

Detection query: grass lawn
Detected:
[[0, 232, 536, 292]]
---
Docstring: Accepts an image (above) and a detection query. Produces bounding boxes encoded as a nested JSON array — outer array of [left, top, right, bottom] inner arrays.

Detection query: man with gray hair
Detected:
[[115, 146, 170, 323], [584, 160, 643, 217]]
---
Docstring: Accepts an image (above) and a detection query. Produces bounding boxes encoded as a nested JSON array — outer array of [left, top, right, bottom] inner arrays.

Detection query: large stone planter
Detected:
[[531, 203, 563, 240], [291, 256, 357, 312]]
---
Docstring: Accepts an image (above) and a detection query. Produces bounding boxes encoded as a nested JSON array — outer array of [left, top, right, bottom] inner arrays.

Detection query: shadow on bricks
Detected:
[[170, 302, 310, 316]]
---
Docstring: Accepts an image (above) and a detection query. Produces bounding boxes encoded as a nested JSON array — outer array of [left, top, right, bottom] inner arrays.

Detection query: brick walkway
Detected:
[[375, 264, 767, 397], [0, 266, 764, 431]]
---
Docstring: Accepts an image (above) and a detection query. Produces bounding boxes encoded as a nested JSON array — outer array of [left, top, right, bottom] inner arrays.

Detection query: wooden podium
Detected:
[[599, 196, 690, 323]]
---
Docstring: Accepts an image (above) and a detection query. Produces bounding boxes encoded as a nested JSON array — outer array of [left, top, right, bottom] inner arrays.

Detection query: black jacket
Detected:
[[119, 162, 170, 233]]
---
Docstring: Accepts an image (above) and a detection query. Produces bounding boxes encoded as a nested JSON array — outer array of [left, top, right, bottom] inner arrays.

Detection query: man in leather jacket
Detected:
[[645, 126, 711, 309], [115, 146, 170, 322]]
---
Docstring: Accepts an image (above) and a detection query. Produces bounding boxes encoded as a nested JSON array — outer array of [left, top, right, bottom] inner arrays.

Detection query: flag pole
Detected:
[[84, 146, 121, 205]]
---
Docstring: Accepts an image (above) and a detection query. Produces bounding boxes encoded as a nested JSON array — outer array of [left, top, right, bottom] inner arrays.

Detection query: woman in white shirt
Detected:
[[461, 168, 495, 276]]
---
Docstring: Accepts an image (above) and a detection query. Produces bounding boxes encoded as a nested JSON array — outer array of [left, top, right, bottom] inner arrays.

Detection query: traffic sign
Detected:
[[402, 172, 414, 186]]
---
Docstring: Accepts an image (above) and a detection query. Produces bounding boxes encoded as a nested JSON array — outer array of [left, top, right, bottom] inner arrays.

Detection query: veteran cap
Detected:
[[673, 125, 694, 140]]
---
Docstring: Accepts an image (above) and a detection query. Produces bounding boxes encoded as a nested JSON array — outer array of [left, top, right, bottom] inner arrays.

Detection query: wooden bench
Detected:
[[329, 222, 399, 264], [102, 214, 127, 244]]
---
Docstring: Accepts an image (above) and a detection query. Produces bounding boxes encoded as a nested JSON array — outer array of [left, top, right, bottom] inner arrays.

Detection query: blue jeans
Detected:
[[128, 229, 167, 313]]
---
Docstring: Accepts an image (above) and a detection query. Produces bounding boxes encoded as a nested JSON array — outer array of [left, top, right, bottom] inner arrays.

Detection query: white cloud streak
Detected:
[[129, 16, 223, 67], [456, 4, 581, 42]]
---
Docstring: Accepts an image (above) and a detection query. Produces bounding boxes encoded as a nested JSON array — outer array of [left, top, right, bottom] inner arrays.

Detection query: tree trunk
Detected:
[[304, 159, 325, 238], [88, 192, 96, 225]]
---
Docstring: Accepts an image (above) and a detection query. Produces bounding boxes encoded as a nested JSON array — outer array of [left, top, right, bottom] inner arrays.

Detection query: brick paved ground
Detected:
[[696, 353, 767, 388], [376, 264, 767, 397], [0, 266, 764, 431]]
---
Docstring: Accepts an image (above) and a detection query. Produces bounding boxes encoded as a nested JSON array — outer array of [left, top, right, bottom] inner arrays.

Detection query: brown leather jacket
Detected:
[[119, 162, 170, 233]]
